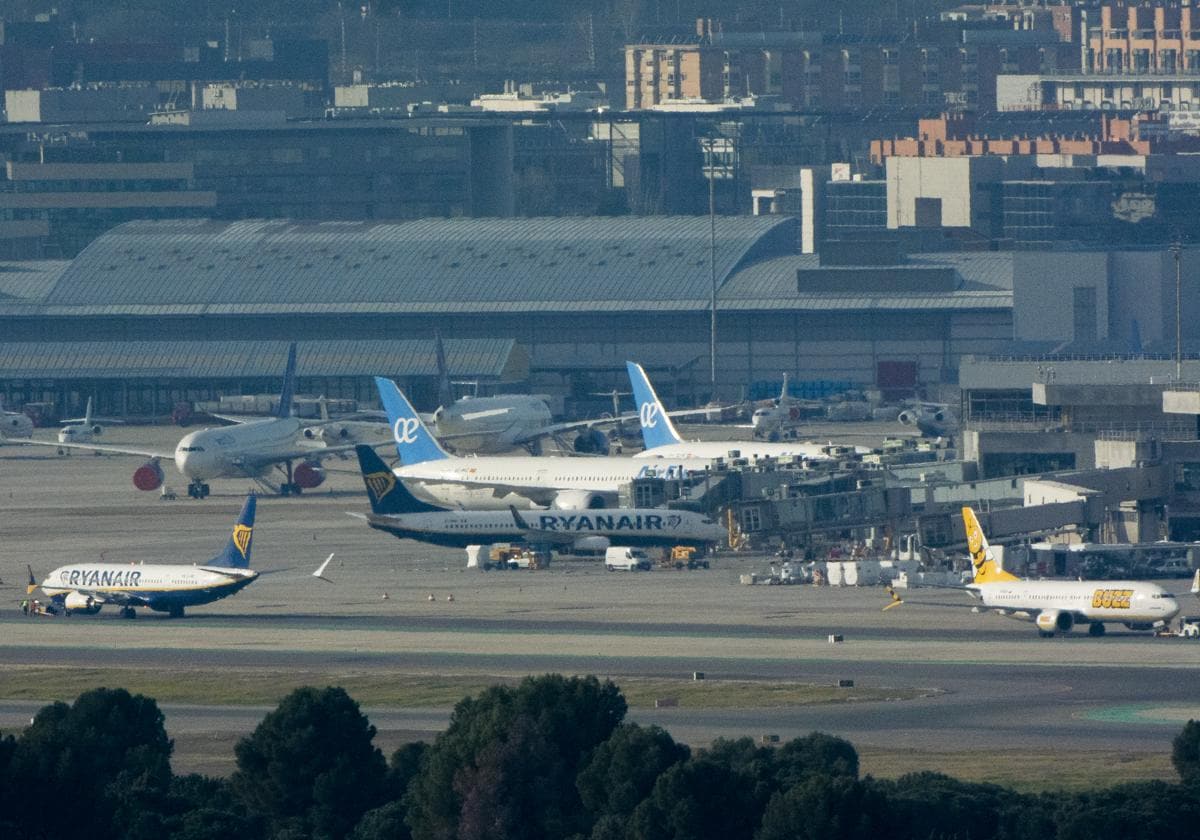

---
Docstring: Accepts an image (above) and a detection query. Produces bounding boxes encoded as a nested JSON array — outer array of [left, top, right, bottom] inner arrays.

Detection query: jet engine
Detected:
[[91, 423, 104, 436], [293, 462, 326, 489], [64, 592, 102, 614], [553, 490, 611, 510], [132, 461, 165, 491], [1035, 610, 1074, 636], [573, 428, 610, 455], [897, 410, 918, 426]]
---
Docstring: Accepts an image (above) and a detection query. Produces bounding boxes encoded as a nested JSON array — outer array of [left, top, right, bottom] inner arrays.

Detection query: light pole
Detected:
[[1171, 239, 1183, 382], [708, 139, 717, 401]]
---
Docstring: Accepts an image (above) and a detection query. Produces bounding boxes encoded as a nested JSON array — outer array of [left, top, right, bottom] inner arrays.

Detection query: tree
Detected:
[[882, 771, 1040, 840], [2, 688, 174, 840], [352, 801, 411, 840], [576, 723, 690, 826], [1053, 781, 1200, 840], [404, 674, 627, 840], [1174, 719, 1200, 787], [772, 732, 859, 788], [756, 775, 890, 840], [232, 686, 389, 840], [627, 757, 763, 840]]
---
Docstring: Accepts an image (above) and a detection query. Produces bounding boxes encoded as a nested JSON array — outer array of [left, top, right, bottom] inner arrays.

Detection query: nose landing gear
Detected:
[[187, 481, 210, 499]]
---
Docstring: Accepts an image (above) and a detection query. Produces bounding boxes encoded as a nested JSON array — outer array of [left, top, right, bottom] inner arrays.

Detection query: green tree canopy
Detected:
[[404, 673, 627, 840], [232, 686, 389, 840], [1174, 720, 1200, 787], [2, 688, 173, 840]]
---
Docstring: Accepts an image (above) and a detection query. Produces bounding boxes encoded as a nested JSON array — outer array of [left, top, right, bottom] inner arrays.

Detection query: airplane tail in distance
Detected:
[[84, 396, 93, 426], [625, 361, 684, 450], [779, 373, 790, 403], [209, 495, 256, 569], [961, 506, 1019, 584], [374, 377, 451, 464], [276, 342, 298, 419], [355, 445, 443, 514]]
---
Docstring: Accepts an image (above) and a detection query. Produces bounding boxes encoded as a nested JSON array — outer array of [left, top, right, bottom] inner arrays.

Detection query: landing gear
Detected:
[[280, 482, 302, 496], [187, 481, 210, 499], [168, 604, 185, 619], [120, 606, 137, 619], [1088, 622, 1106, 637], [1038, 630, 1053, 638]]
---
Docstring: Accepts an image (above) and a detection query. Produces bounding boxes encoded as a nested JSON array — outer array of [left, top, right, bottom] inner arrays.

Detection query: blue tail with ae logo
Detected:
[[626, 361, 684, 450], [373, 376, 450, 465]]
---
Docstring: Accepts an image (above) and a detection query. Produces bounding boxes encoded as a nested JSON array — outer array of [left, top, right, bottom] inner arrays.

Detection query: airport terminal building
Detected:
[[0, 215, 1014, 418]]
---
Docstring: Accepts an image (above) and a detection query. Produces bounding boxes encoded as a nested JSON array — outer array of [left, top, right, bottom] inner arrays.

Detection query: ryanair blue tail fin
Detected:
[[374, 376, 451, 464], [275, 342, 297, 419], [626, 361, 684, 450], [355, 445, 443, 514], [209, 495, 256, 569]]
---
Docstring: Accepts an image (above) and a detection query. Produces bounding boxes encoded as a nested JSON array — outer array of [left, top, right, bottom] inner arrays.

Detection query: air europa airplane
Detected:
[[351, 445, 726, 550], [961, 505, 1180, 637], [34, 496, 260, 619]]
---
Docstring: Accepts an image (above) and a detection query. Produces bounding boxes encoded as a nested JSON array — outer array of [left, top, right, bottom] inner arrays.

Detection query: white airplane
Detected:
[[898, 401, 956, 437], [374, 376, 715, 510], [56, 396, 123, 448], [960, 506, 1180, 637], [626, 362, 870, 463], [0, 396, 33, 441], [33, 495, 259, 618], [352, 444, 726, 551], [25, 343, 357, 498]]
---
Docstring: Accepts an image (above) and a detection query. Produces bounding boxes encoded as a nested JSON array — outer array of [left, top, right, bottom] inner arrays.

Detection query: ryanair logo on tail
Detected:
[[232, 524, 252, 558], [365, 470, 396, 501]]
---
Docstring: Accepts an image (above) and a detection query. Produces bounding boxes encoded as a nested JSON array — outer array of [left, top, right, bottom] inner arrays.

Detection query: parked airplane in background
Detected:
[[33, 495, 260, 618], [27, 343, 357, 498], [0, 397, 33, 441], [748, 374, 807, 436], [352, 445, 726, 550], [56, 396, 123, 448], [627, 362, 869, 463], [959, 506, 1180, 637], [374, 377, 714, 510], [898, 401, 957, 437]]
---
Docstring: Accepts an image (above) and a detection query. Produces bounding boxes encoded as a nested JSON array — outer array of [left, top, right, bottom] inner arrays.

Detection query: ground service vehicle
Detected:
[[605, 546, 652, 571]]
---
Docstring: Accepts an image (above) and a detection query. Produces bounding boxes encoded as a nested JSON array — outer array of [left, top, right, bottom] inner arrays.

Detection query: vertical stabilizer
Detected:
[[83, 397, 93, 426], [962, 506, 1019, 583], [209, 495, 256, 569], [355, 444, 444, 513], [275, 342, 298, 420], [626, 361, 684, 450], [374, 377, 451, 464], [434, 330, 454, 410], [779, 373, 790, 403]]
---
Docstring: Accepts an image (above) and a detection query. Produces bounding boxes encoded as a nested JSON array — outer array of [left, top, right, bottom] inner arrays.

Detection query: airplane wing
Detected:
[[508, 407, 723, 446], [70, 588, 152, 608], [229, 442, 369, 474], [10, 439, 172, 459]]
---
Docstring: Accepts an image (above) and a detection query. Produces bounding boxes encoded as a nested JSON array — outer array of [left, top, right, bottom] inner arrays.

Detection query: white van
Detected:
[[605, 546, 652, 571]]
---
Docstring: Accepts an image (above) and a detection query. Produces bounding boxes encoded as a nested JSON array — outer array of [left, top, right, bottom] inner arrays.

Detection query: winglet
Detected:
[[509, 505, 531, 530], [355, 444, 443, 513], [962, 506, 1019, 584], [276, 342, 298, 419], [209, 495, 256, 569], [312, 552, 334, 583], [1191, 569, 1199, 596], [626, 361, 684, 450], [373, 377, 450, 464]]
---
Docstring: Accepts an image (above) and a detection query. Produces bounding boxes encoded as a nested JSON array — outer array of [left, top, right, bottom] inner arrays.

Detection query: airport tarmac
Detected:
[[1, 425, 1198, 780]]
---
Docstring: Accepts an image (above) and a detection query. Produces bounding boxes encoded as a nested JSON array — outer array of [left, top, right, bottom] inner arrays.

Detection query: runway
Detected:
[[2, 426, 1199, 779]]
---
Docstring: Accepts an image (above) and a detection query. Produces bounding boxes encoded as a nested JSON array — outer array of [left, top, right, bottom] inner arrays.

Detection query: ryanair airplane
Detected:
[[353, 445, 726, 550], [961, 506, 1180, 637], [34, 496, 259, 619]]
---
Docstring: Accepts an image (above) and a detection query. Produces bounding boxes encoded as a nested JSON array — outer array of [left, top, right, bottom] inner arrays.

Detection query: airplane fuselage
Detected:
[[432, 395, 553, 452], [41, 562, 258, 613], [972, 579, 1179, 628], [174, 418, 312, 480], [394, 456, 714, 510], [57, 424, 98, 444], [364, 508, 727, 548], [634, 441, 838, 462]]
